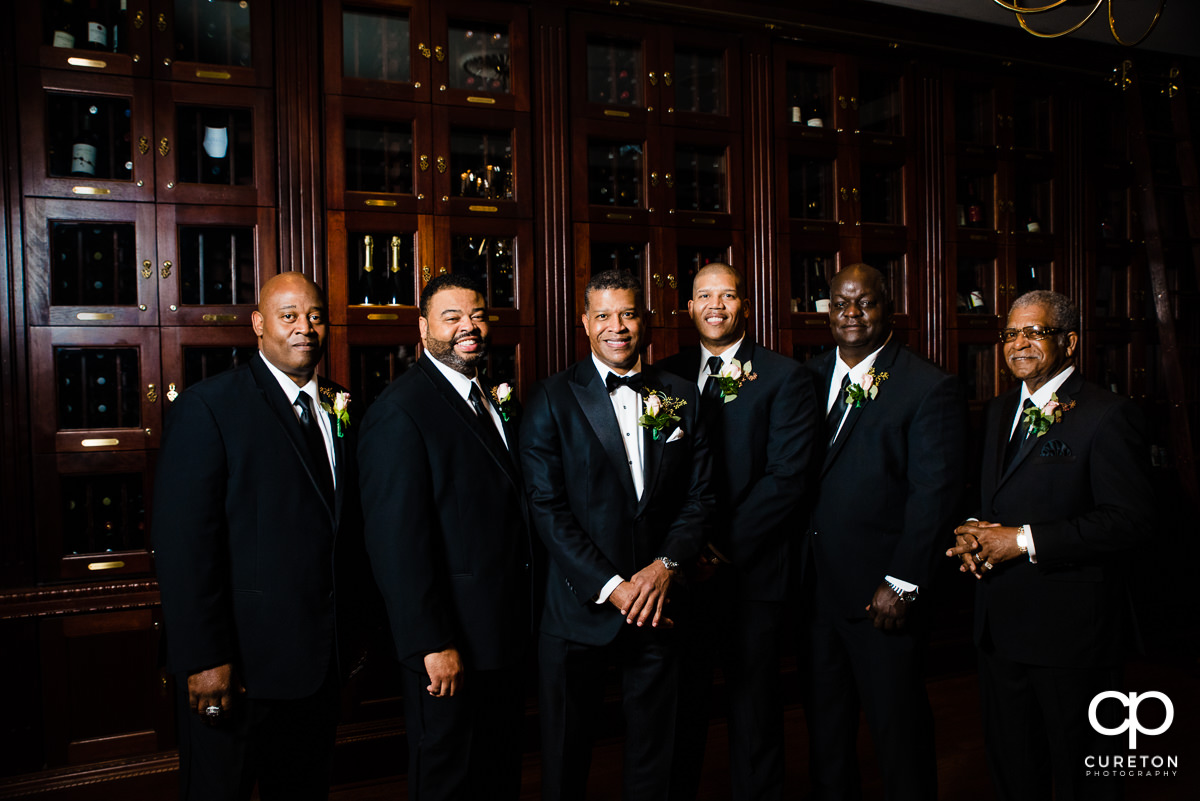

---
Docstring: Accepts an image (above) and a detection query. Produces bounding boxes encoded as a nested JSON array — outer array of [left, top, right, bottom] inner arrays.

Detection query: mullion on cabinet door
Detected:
[[25, 198, 159, 326], [322, 0, 431, 101]]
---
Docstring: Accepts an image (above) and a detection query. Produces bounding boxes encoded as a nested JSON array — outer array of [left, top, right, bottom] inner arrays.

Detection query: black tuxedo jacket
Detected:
[[658, 340, 817, 601], [358, 357, 533, 672], [804, 339, 967, 616], [155, 354, 364, 699], [972, 370, 1152, 668], [520, 360, 715, 646]]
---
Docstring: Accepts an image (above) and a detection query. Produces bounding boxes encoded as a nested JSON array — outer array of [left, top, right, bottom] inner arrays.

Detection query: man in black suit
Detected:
[[359, 274, 532, 801], [950, 290, 1153, 801], [659, 262, 817, 801], [520, 268, 715, 800], [800, 263, 966, 800], [155, 272, 364, 800]]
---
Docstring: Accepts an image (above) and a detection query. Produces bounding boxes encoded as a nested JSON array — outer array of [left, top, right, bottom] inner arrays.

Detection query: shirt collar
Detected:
[[426, 352, 479, 402], [833, 333, 892, 387], [700, 336, 745, 373], [259, 351, 319, 407], [1021, 365, 1075, 410], [592, 353, 642, 385]]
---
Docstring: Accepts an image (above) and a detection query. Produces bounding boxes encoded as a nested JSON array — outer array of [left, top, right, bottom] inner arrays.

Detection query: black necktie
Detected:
[[294, 393, 334, 501], [468, 382, 508, 452], [703, 355, 724, 404], [826, 373, 851, 445], [1003, 398, 1036, 469], [606, 372, 645, 394]]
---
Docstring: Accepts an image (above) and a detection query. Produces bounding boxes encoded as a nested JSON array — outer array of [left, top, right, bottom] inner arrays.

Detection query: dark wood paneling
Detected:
[[743, 41, 776, 348]]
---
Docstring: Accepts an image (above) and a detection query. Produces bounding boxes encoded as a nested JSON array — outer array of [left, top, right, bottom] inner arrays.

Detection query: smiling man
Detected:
[[155, 272, 366, 801], [520, 268, 714, 800], [658, 263, 817, 801], [799, 262, 967, 801], [949, 290, 1153, 801], [359, 274, 533, 801]]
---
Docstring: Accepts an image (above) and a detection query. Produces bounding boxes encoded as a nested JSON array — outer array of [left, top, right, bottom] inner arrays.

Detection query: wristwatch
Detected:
[[656, 556, 680, 572], [1015, 525, 1029, 555], [886, 578, 918, 604]]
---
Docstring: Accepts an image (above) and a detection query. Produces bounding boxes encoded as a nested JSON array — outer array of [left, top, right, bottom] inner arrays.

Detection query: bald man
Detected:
[[659, 263, 817, 801], [155, 272, 368, 800]]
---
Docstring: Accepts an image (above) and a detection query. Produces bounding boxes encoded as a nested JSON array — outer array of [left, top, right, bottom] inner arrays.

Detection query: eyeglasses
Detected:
[[999, 326, 1063, 343]]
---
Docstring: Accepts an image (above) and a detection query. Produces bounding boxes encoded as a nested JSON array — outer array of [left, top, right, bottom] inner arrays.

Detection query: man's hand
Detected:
[[187, 663, 243, 724], [609, 560, 674, 628], [865, 582, 908, 631], [949, 522, 1022, 579], [424, 647, 464, 698]]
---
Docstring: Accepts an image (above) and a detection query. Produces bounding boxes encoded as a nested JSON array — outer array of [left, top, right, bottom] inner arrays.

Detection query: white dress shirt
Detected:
[[426, 353, 510, 449], [259, 352, 336, 487], [694, 335, 745, 390]]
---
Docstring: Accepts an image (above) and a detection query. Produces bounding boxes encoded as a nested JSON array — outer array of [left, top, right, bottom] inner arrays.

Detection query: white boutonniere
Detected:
[[712, 358, 758, 403], [490, 382, 516, 422], [319, 388, 351, 437], [844, 368, 889, 408], [1023, 392, 1076, 437], [638, 390, 686, 441]]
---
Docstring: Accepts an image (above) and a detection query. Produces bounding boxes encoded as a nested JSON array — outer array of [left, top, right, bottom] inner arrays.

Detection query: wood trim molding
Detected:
[[0, 580, 161, 621], [743, 42, 777, 349]]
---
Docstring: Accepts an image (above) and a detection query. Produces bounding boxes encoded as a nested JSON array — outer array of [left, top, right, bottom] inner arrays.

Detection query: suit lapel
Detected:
[[318, 378, 348, 522], [249, 356, 334, 518], [821, 339, 901, 476], [638, 368, 667, 510], [569, 362, 639, 504], [995, 370, 1082, 490]]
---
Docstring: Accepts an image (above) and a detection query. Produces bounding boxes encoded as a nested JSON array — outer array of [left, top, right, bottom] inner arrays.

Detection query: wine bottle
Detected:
[[355, 235, 380, 305], [70, 105, 100, 177], [82, 0, 108, 52], [1024, 213, 1042, 234], [804, 92, 825, 129], [112, 0, 127, 53], [809, 261, 831, 313], [50, 0, 78, 48], [789, 89, 803, 124], [385, 235, 407, 305], [201, 109, 230, 184]]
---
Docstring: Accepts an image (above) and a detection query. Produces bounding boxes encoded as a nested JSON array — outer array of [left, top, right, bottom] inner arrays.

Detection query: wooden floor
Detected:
[[329, 655, 1198, 800]]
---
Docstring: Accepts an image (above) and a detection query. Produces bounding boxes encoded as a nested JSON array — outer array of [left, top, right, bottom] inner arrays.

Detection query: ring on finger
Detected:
[[983, 561, 993, 570], [973, 552, 983, 563]]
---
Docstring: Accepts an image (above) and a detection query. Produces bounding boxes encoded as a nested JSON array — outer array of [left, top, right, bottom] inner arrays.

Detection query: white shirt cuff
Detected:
[[1024, 524, 1037, 564], [595, 574, 624, 604], [885, 575, 918, 594]]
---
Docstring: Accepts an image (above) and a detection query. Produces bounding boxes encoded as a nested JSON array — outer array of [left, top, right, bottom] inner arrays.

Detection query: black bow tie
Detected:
[[606, 372, 645, 394]]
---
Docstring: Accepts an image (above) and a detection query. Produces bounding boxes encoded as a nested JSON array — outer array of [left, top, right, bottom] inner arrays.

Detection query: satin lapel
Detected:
[[995, 371, 1082, 490], [638, 370, 666, 511], [569, 363, 639, 504], [249, 356, 334, 518]]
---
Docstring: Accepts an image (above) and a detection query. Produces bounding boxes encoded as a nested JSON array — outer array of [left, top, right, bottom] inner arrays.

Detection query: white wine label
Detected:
[[53, 31, 76, 49], [968, 290, 985, 309], [88, 22, 107, 48], [71, 143, 98, 175], [791, 106, 802, 124], [806, 117, 824, 128], [815, 298, 830, 313], [203, 126, 229, 159]]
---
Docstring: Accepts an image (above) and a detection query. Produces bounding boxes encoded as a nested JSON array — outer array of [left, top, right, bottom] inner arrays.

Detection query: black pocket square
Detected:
[[1039, 439, 1071, 457]]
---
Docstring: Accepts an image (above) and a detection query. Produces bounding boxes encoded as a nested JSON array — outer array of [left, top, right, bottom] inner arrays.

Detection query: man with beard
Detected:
[[359, 274, 533, 800], [800, 263, 966, 800], [520, 269, 714, 800]]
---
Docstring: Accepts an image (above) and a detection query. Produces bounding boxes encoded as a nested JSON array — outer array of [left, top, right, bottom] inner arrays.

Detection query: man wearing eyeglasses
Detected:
[[949, 290, 1152, 801], [799, 263, 967, 800]]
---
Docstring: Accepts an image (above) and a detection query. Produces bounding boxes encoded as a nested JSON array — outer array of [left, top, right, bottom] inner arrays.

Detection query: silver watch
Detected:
[[656, 556, 680, 572]]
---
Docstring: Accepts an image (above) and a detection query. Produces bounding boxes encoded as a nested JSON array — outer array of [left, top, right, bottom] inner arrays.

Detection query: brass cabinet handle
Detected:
[[653, 273, 663, 287], [418, 43, 431, 59], [663, 72, 673, 87], [419, 154, 430, 172], [648, 72, 657, 86], [142, 260, 152, 279], [422, 266, 431, 282], [435, 156, 447, 174], [667, 273, 677, 289], [158, 138, 169, 157], [138, 136, 149, 155], [663, 173, 674, 188], [147, 384, 158, 403], [167, 382, 179, 402], [161, 260, 172, 279], [434, 45, 446, 62], [840, 187, 849, 201], [156, 13, 166, 32], [650, 171, 659, 187]]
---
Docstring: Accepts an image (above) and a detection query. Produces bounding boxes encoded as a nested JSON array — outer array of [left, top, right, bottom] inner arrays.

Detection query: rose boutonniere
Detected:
[[713, 358, 758, 404], [319, 388, 351, 437], [490, 382, 516, 422], [1023, 392, 1076, 437], [844, 368, 889, 408], [638, 390, 686, 440]]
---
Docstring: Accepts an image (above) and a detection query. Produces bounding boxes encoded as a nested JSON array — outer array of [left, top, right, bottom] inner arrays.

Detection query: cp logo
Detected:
[[1088, 691, 1174, 749]]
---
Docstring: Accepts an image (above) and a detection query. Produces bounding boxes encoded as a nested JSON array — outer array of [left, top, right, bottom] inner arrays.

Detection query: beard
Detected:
[[424, 330, 490, 376]]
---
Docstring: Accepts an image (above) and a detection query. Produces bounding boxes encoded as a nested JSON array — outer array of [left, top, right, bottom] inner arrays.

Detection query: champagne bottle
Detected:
[[82, 0, 108, 51], [355, 235, 380, 305], [70, 105, 100, 177], [50, 0, 78, 48], [201, 109, 230, 184], [809, 261, 831, 312], [385, 235, 407, 305], [804, 92, 825, 128]]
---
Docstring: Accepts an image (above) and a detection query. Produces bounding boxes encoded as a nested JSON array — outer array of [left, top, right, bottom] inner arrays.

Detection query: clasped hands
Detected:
[[609, 559, 674, 629], [947, 521, 1023, 579]]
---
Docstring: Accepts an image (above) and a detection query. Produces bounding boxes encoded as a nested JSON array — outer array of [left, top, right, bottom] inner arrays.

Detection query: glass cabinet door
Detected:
[[661, 127, 741, 229], [326, 210, 426, 327], [660, 29, 739, 132], [574, 121, 655, 226], [18, 0, 153, 77], [434, 107, 531, 218], [429, 1, 530, 111], [658, 228, 743, 329], [154, 0, 274, 87], [570, 14, 657, 126], [326, 96, 433, 214], [324, 0, 431, 101], [435, 216, 533, 325], [160, 325, 257, 406]]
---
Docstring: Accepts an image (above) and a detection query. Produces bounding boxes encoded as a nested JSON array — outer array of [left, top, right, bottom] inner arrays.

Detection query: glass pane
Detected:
[[874, 253, 908, 314], [955, 85, 993, 145], [673, 46, 724, 116], [589, 242, 644, 276], [451, 234, 515, 308], [1014, 174, 1052, 234], [172, 0, 252, 67], [789, 253, 835, 313], [1016, 259, 1051, 295], [177, 226, 256, 305], [674, 144, 726, 213], [793, 342, 833, 363], [587, 36, 642, 106], [860, 163, 903, 224], [175, 105, 254, 186], [351, 343, 416, 408], [1013, 92, 1051, 150], [787, 155, 833, 220], [50, 221, 137, 306], [785, 65, 831, 128], [1093, 345, 1129, 396], [183, 345, 255, 387], [859, 71, 902, 135], [675, 245, 728, 309], [1093, 254, 1129, 318], [959, 343, 997, 402], [956, 256, 994, 314], [46, 0, 127, 52], [484, 344, 517, 389], [348, 231, 416, 306], [450, 128, 514, 200], [956, 173, 993, 230], [587, 140, 643, 207], [448, 19, 510, 94], [61, 472, 145, 555], [343, 7, 410, 83], [345, 118, 414, 195], [46, 92, 133, 181], [55, 347, 140, 430]]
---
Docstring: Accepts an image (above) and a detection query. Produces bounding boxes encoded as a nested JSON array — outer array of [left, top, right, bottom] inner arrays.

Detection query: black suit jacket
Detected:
[[658, 339, 817, 601], [972, 370, 1152, 668], [358, 357, 533, 672], [804, 339, 967, 616], [520, 360, 715, 646], [155, 354, 364, 699]]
